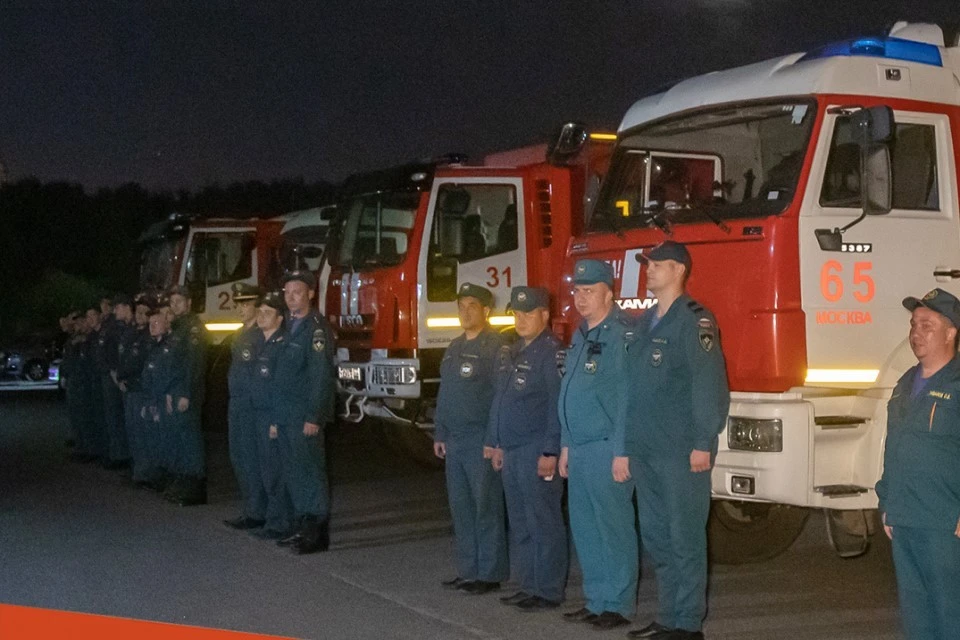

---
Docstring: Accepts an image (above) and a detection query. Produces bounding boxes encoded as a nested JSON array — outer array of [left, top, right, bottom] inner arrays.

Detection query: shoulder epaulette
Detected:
[[686, 299, 705, 314]]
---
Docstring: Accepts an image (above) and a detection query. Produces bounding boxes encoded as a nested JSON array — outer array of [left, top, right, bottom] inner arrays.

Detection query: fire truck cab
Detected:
[[139, 214, 285, 340], [564, 22, 960, 561], [328, 134, 613, 462]]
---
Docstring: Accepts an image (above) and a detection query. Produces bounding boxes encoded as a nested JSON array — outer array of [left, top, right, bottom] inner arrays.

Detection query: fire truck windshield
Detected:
[[139, 238, 180, 291], [592, 100, 816, 231], [332, 191, 418, 268]]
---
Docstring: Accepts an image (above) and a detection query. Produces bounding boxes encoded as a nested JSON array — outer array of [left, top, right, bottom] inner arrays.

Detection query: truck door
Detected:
[[799, 107, 959, 385], [417, 178, 526, 348], [181, 228, 258, 329]]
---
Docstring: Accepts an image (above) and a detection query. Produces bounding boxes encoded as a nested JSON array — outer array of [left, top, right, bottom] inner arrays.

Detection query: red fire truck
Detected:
[[559, 21, 960, 561], [328, 130, 614, 463], [138, 208, 332, 339]]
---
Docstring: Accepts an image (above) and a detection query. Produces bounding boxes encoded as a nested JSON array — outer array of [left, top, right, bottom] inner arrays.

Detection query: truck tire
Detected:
[[24, 359, 48, 382], [707, 500, 809, 565]]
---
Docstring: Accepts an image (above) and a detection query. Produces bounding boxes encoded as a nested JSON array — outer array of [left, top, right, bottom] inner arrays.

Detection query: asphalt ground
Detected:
[[0, 392, 903, 639]]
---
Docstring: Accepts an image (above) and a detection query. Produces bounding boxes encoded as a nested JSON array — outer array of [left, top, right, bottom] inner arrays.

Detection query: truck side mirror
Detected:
[[547, 121, 588, 166], [855, 105, 894, 216]]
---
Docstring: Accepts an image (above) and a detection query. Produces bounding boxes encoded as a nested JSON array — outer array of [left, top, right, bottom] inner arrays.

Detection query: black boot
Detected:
[[292, 515, 329, 555], [276, 517, 304, 547]]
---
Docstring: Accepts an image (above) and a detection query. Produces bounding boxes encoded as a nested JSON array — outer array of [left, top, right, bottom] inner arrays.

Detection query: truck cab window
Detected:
[[427, 183, 518, 302], [184, 232, 256, 311], [820, 118, 939, 211]]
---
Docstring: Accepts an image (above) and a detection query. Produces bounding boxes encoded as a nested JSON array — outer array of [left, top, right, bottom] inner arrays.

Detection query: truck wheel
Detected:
[[392, 423, 443, 470], [707, 500, 809, 565], [24, 359, 47, 382]]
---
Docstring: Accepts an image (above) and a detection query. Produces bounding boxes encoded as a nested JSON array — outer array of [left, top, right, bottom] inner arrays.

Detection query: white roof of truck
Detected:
[[620, 22, 960, 133]]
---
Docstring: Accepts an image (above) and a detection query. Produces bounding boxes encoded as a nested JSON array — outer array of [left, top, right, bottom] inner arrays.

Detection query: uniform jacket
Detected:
[[435, 326, 505, 443], [876, 357, 960, 531], [140, 334, 185, 411], [252, 328, 285, 412], [558, 306, 633, 455], [227, 323, 261, 403], [623, 294, 729, 457], [170, 313, 208, 402], [272, 310, 336, 427], [116, 326, 152, 392], [486, 329, 563, 454]]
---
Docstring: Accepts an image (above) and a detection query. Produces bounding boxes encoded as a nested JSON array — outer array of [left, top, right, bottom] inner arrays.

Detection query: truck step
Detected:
[[815, 484, 870, 497], [814, 415, 868, 429]]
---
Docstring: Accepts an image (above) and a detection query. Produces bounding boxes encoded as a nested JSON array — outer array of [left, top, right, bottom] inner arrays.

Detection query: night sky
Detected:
[[2, 1, 958, 190]]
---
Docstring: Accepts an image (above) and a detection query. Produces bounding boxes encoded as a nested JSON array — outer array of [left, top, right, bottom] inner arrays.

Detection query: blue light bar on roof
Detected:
[[800, 36, 942, 67]]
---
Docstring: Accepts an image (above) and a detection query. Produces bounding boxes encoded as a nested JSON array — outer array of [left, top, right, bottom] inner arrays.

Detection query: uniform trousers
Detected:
[[445, 435, 508, 582], [567, 439, 638, 617], [229, 399, 266, 520], [891, 525, 960, 640], [123, 390, 149, 481], [255, 411, 292, 533], [502, 442, 567, 602], [635, 455, 710, 632], [101, 375, 128, 462], [174, 406, 206, 478], [277, 421, 329, 521]]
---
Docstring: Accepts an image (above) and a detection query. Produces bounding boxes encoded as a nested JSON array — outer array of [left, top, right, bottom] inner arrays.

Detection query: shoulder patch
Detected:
[[556, 349, 567, 378], [312, 329, 326, 352], [698, 316, 716, 352]]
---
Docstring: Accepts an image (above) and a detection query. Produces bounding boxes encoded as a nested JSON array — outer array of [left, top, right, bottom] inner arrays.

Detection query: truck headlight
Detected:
[[727, 417, 783, 452], [338, 366, 363, 382]]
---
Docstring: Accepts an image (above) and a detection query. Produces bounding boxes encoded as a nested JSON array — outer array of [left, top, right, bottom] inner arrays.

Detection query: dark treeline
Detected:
[[0, 178, 336, 341]]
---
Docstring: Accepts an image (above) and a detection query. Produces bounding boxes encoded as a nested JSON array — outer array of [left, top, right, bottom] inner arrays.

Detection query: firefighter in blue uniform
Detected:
[[224, 282, 268, 530], [141, 300, 184, 494], [82, 304, 109, 463], [876, 288, 960, 640], [486, 286, 567, 610], [117, 294, 155, 485], [273, 271, 336, 554], [624, 241, 729, 640], [434, 283, 508, 595], [557, 259, 637, 631], [250, 291, 295, 540], [64, 311, 98, 462], [102, 293, 134, 469], [167, 285, 208, 506]]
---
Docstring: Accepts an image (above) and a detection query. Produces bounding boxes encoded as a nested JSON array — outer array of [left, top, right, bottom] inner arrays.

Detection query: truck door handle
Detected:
[[933, 269, 960, 279]]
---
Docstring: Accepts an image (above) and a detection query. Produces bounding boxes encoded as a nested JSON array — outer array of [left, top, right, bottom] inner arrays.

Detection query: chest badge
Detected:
[[460, 361, 475, 378], [584, 360, 597, 374], [147, 362, 156, 370], [651, 348, 663, 367], [241, 348, 252, 361], [514, 372, 527, 390], [259, 364, 270, 377]]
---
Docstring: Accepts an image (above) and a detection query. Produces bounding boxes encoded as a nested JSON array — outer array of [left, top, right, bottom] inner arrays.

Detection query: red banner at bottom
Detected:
[[0, 604, 294, 639]]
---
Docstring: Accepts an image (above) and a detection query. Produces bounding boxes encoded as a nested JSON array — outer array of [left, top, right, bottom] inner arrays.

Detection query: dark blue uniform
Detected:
[[228, 323, 268, 522], [487, 329, 567, 603], [117, 325, 154, 482], [253, 328, 294, 535], [141, 333, 185, 477], [94, 317, 129, 464], [624, 295, 729, 633], [169, 313, 208, 483], [272, 311, 336, 535], [876, 358, 960, 639], [436, 326, 508, 584], [558, 306, 637, 618], [83, 328, 109, 461]]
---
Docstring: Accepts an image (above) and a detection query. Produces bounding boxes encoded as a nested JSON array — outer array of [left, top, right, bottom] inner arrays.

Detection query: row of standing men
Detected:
[[60, 270, 337, 554], [433, 242, 729, 640]]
